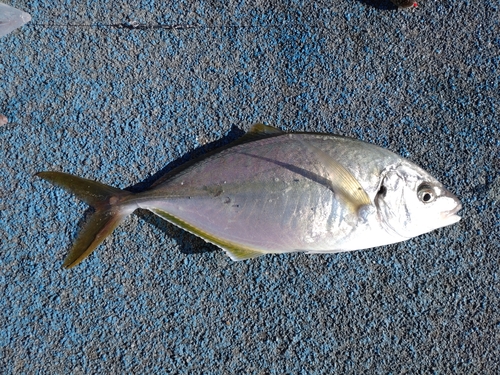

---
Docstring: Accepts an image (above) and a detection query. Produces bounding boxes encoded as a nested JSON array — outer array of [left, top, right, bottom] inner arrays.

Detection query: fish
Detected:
[[37, 124, 462, 268]]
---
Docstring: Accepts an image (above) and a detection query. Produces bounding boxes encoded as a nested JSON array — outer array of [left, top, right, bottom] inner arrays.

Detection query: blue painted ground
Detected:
[[1, 0, 499, 373]]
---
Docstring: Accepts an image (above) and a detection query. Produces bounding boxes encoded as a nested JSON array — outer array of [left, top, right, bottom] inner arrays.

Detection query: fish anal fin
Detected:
[[150, 208, 267, 261], [223, 247, 265, 261]]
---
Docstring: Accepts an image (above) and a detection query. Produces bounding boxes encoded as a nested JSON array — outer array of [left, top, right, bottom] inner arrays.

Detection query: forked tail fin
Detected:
[[36, 171, 136, 268]]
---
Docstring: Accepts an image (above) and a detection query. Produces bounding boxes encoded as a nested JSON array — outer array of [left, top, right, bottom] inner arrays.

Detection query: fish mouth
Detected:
[[442, 202, 462, 225]]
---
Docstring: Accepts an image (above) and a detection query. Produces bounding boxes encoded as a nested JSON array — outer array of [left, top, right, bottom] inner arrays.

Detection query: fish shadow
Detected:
[[125, 125, 246, 257], [126, 125, 245, 192], [136, 209, 217, 256]]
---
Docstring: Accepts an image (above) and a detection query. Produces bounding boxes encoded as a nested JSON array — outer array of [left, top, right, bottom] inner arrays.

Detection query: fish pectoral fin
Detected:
[[150, 208, 267, 261], [298, 139, 372, 212]]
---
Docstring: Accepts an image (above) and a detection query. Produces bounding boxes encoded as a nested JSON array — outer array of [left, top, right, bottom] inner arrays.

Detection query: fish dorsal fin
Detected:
[[249, 123, 285, 135], [298, 139, 372, 212], [235, 123, 285, 144]]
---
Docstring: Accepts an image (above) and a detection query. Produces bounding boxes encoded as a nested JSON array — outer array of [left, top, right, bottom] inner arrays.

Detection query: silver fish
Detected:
[[37, 124, 462, 268]]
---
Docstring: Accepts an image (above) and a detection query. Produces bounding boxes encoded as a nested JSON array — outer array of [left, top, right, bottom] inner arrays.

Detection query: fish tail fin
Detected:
[[36, 171, 136, 269]]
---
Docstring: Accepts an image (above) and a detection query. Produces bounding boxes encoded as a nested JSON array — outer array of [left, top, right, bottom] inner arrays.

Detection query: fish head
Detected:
[[375, 162, 462, 239]]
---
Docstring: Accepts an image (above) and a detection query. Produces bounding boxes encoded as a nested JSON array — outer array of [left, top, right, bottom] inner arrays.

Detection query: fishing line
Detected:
[[26, 21, 334, 32]]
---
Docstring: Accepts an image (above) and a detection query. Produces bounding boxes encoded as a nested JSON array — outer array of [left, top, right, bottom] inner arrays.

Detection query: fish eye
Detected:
[[377, 185, 387, 198], [417, 183, 436, 203]]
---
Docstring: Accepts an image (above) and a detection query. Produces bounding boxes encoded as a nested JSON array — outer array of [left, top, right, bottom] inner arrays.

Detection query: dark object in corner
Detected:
[[356, 0, 414, 10], [390, 0, 418, 8]]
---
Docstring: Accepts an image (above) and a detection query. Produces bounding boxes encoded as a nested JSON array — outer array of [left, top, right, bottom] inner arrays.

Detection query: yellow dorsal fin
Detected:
[[233, 123, 285, 145], [248, 123, 284, 135]]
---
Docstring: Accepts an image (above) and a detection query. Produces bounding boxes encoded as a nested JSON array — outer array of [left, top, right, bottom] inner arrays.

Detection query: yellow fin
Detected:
[[298, 139, 372, 212], [150, 208, 267, 261], [36, 171, 134, 268], [232, 123, 285, 145], [223, 247, 266, 261], [248, 123, 284, 135]]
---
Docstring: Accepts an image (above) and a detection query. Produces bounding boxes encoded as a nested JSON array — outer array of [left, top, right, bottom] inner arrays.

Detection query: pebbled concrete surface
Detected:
[[1, 0, 499, 373]]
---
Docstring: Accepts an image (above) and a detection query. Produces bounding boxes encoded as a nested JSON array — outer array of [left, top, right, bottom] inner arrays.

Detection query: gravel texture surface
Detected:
[[1, 0, 499, 373]]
